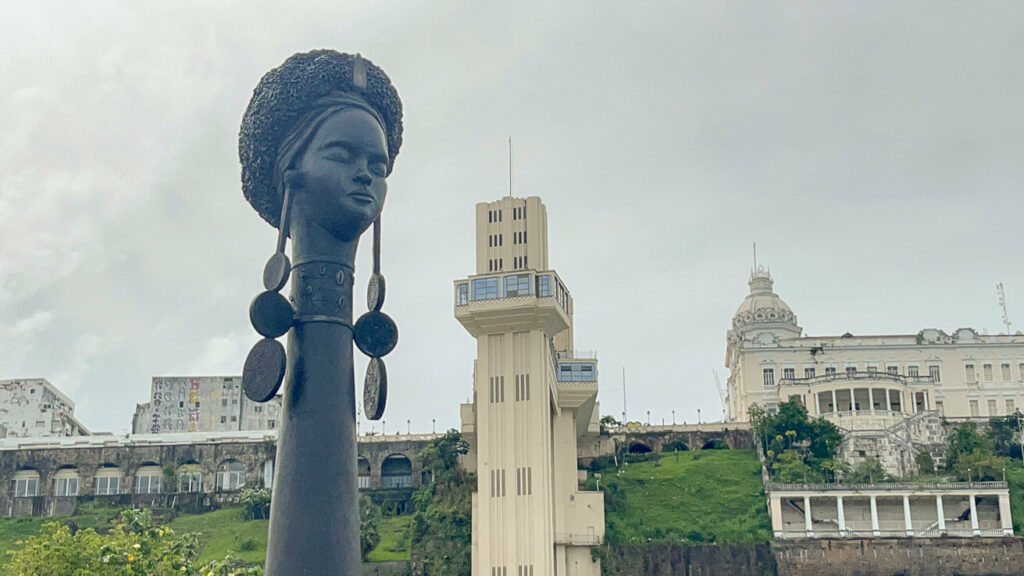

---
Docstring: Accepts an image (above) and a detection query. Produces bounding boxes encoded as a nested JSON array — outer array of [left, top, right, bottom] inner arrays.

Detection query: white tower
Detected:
[[455, 196, 603, 576]]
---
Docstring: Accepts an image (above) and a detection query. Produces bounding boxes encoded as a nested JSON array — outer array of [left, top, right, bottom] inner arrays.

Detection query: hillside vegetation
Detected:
[[590, 448, 772, 544]]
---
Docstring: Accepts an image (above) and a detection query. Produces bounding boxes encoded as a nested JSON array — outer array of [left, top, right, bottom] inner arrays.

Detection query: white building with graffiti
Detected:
[[132, 376, 282, 434]]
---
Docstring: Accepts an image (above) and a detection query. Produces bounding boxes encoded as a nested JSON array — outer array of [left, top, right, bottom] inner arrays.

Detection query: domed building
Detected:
[[724, 264, 1024, 477], [729, 266, 802, 343]]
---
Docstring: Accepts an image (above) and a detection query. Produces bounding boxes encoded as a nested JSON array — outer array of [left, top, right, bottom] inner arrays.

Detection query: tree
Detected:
[[845, 457, 888, 484], [2, 508, 262, 576], [411, 430, 472, 576], [360, 494, 381, 560], [599, 415, 621, 428], [947, 421, 1008, 481], [752, 400, 843, 480], [239, 488, 271, 520], [988, 412, 1023, 458]]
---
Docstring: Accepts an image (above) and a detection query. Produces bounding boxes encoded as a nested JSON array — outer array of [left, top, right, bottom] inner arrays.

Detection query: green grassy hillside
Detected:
[[0, 502, 120, 563], [0, 504, 412, 566], [590, 449, 772, 543]]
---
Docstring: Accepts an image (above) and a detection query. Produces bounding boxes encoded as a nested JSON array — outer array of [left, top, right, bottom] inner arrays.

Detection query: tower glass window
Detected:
[[536, 275, 552, 297], [456, 283, 469, 306], [557, 362, 596, 382], [504, 274, 531, 297], [471, 277, 500, 301]]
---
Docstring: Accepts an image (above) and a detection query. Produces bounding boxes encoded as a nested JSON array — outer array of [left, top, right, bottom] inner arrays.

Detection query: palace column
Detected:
[[903, 496, 913, 536], [804, 496, 813, 537], [870, 495, 880, 536]]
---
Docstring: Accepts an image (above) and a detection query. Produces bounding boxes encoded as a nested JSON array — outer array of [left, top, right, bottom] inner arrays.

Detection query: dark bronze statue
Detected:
[[238, 50, 403, 575]]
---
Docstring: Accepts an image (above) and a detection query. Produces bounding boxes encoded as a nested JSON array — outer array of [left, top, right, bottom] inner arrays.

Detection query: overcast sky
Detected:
[[2, 2, 1023, 434]]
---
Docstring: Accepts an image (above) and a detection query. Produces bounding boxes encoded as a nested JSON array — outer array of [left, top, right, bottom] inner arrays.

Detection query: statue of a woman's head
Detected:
[[239, 50, 403, 242]]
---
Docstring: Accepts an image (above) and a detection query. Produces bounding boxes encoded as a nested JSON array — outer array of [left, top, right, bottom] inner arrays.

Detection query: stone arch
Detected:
[[94, 463, 123, 495], [627, 441, 652, 454], [53, 465, 80, 497], [262, 459, 275, 490], [216, 459, 246, 492], [702, 439, 728, 450], [135, 463, 163, 494], [381, 453, 412, 488], [664, 440, 689, 452], [12, 468, 40, 497], [357, 456, 371, 489], [177, 462, 205, 493]]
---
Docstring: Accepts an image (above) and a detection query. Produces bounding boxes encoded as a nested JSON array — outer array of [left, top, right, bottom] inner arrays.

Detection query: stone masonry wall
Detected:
[[774, 538, 1024, 576], [602, 539, 1024, 576]]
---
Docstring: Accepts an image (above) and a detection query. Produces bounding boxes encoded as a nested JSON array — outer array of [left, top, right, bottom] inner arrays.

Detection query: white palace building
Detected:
[[726, 265, 1024, 475]]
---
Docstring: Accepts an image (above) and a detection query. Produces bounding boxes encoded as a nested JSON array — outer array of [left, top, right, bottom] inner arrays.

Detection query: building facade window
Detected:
[[504, 274, 531, 297], [908, 366, 919, 377], [1007, 399, 1016, 414], [54, 475, 79, 497], [762, 368, 775, 387], [216, 461, 245, 492], [965, 364, 976, 382], [136, 473, 161, 494], [887, 366, 898, 375], [516, 467, 532, 495], [984, 364, 994, 381], [1002, 363, 1012, 381], [514, 374, 531, 401], [783, 368, 795, 380], [490, 469, 506, 497], [471, 277, 500, 301], [558, 362, 595, 382], [929, 366, 941, 383], [969, 400, 979, 417], [825, 367, 837, 376], [179, 472, 203, 493], [10, 471, 39, 498], [95, 475, 121, 495], [988, 399, 998, 415], [490, 376, 505, 403], [804, 367, 815, 378], [536, 275, 552, 297]]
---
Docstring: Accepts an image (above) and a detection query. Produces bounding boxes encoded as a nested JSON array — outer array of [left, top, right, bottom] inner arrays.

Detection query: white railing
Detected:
[[768, 481, 1007, 492]]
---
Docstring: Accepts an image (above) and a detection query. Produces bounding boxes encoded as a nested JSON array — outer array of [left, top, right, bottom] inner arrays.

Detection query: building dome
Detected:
[[731, 267, 799, 331]]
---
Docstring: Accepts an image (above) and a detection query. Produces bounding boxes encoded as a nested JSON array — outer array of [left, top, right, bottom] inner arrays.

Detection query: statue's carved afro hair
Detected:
[[239, 50, 403, 228]]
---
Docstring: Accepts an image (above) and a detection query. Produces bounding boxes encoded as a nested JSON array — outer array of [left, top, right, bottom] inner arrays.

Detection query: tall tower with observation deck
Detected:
[[455, 196, 604, 576]]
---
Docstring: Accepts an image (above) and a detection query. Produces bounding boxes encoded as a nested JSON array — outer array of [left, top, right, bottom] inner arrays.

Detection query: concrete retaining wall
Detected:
[[602, 538, 1024, 576]]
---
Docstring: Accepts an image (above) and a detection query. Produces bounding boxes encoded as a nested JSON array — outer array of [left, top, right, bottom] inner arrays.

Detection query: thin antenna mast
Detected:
[[753, 242, 758, 271], [621, 367, 627, 425], [997, 283, 1013, 335], [508, 137, 513, 198]]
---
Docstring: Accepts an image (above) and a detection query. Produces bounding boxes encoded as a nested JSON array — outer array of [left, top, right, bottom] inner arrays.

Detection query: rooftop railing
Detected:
[[768, 481, 1007, 492], [780, 372, 935, 387]]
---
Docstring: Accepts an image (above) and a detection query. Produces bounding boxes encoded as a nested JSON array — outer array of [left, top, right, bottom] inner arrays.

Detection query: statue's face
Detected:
[[294, 108, 389, 241]]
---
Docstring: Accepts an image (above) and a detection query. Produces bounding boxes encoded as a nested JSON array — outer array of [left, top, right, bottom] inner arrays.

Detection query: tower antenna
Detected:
[[621, 367, 627, 425], [997, 283, 1013, 335], [508, 137, 513, 198]]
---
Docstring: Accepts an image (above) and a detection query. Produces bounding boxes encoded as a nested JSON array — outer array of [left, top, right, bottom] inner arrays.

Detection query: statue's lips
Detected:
[[347, 191, 376, 203]]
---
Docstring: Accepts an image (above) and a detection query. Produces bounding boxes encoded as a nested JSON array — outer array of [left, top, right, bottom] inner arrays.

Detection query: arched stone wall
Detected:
[[0, 433, 440, 517]]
